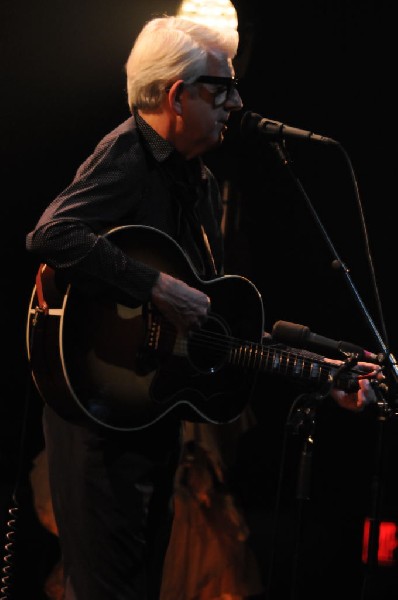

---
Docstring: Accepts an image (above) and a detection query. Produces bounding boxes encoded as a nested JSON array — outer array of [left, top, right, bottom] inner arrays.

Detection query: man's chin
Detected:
[[194, 134, 223, 157], [211, 131, 224, 148]]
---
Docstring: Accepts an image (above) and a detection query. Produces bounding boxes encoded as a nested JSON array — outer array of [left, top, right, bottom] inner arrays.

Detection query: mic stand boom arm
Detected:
[[270, 141, 398, 393]]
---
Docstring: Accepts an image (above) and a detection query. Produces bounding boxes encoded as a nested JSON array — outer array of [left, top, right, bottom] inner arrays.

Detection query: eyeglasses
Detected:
[[193, 75, 239, 107]]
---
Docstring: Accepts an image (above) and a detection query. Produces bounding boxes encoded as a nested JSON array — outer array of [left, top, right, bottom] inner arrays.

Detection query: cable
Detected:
[[0, 506, 19, 600], [0, 360, 35, 599]]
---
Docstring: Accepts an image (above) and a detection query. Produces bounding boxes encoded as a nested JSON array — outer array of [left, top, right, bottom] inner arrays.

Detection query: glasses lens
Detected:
[[214, 89, 228, 107], [194, 76, 238, 107]]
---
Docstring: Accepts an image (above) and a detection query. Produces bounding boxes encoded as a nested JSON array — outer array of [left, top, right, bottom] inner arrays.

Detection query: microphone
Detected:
[[240, 111, 338, 145], [271, 320, 384, 364]]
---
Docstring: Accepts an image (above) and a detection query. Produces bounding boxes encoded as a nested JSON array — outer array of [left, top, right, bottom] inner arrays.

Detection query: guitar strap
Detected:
[[27, 264, 50, 356], [35, 264, 49, 314], [162, 154, 218, 280], [177, 194, 218, 279], [200, 224, 217, 276]]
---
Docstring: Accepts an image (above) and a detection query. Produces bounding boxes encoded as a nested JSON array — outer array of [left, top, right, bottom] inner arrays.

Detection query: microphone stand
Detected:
[[286, 390, 318, 600], [270, 140, 397, 598], [265, 388, 319, 600]]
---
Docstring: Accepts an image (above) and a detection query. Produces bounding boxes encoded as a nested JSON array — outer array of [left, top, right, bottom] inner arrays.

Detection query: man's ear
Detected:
[[167, 80, 185, 115]]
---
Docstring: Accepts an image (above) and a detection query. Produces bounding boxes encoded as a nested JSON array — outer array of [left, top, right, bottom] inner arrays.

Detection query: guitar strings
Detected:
[[149, 318, 359, 385]]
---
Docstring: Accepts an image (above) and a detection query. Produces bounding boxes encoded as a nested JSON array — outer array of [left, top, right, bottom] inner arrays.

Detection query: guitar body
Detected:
[[27, 225, 264, 431]]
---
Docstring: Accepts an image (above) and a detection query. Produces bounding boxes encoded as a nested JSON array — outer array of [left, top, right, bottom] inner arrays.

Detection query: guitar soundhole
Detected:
[[187, 313, 231, 374]]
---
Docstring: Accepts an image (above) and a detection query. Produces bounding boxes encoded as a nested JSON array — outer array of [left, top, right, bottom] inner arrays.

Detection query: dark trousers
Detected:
[[43, 404, 181, 600]]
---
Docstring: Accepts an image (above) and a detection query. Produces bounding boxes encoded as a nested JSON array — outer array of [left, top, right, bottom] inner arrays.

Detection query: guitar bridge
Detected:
[[146, 304, 161, 351], [135, 304, 162, 375]]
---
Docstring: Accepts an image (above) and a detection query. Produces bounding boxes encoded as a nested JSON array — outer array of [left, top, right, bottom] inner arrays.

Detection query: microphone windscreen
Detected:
[[272, 320, 309, 347], [240, 111, 262, 136]]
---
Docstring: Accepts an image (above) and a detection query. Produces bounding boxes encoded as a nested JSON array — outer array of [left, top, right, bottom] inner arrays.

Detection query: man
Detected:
[[26, 15, 378, 600]]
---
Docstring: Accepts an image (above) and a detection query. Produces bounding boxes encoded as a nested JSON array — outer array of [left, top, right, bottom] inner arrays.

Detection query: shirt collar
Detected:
[[134, 108, 174, 162], [134, 107, 208, 182]]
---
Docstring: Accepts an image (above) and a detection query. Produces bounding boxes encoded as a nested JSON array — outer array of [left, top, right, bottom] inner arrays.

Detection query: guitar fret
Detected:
[[292, 356, 303, 377], [273, 350, 281, 372], [243, 345, 251, 368], [256, 346, 263, 370], [310, 361, 320, 381], [320, 364, 332, 385], [247, 345, 254, 368]]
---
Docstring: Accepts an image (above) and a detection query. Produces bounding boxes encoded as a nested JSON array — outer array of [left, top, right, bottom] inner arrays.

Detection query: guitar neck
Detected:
[[230, 342, 359, 393]]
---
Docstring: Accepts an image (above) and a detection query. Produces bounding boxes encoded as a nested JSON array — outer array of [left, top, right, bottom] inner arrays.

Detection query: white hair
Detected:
[[125, 15, 239, 111]]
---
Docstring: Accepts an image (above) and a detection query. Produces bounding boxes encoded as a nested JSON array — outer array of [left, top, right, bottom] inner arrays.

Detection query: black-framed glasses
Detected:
[[194, 75, 239, 107]]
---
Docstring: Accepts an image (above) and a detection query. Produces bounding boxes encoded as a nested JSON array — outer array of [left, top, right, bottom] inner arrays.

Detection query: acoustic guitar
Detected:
[[26, 225, 363, 431]]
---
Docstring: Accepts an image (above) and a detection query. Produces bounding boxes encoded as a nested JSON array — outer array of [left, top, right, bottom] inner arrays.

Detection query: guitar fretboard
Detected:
[[230, 342, 359, 392]]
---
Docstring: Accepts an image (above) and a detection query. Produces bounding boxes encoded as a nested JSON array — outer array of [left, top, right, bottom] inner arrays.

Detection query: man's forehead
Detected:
[[206, 54, 234, 76]]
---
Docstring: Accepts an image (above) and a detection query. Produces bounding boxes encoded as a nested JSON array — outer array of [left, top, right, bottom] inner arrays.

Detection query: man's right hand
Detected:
[[151, 272, 211, 334]]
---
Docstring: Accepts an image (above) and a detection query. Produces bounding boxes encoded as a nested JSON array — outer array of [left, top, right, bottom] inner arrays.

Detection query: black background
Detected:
[[1, 1, 396, 598]]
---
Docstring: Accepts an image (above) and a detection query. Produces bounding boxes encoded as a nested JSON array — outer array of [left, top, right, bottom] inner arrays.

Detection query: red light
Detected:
[[362, 518, 398, 566]]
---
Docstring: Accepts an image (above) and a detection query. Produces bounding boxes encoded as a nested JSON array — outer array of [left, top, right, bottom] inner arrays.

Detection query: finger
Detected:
[[358, 379, 377, 407]]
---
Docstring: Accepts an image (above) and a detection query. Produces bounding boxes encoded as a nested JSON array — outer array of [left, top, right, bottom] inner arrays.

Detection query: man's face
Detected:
[[177, 55, 243, 159]]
